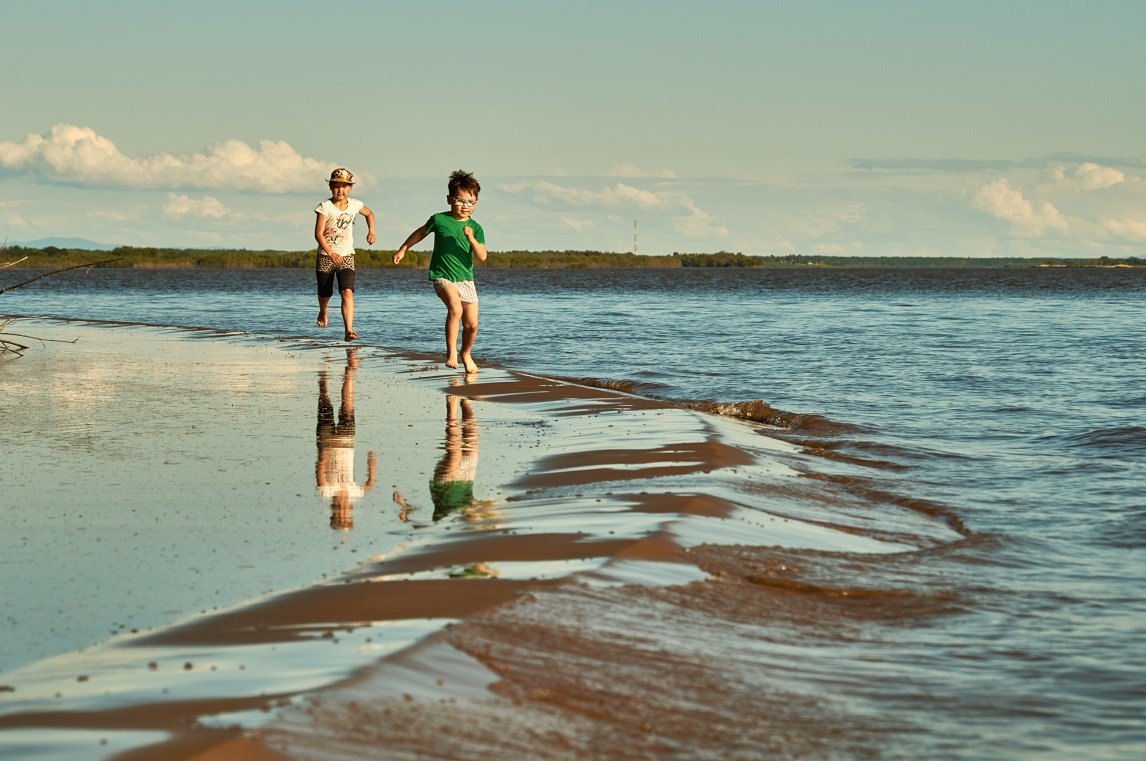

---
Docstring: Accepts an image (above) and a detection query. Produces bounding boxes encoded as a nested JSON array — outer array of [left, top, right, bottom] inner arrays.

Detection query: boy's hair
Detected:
[[448, 170, 480, 197]]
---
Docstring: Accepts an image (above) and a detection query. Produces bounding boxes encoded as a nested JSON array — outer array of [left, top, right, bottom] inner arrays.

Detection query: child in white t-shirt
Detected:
[[315, 167, 376, 341]]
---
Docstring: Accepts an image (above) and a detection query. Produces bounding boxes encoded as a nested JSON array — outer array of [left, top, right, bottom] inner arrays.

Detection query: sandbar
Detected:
[[0, 318, 941, 760]]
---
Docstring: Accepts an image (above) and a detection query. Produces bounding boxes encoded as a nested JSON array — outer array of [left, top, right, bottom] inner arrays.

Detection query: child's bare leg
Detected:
[[459, 301, 480, 373], [443, 313, 461, 367], [341, 288, 357, 341], [317, 296, 331, 328], [434, 282, 463, 368]]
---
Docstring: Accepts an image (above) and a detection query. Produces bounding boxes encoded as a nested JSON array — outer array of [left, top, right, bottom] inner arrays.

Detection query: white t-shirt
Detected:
[[317, 446, 367, 502], [315, 199, 365, 256]]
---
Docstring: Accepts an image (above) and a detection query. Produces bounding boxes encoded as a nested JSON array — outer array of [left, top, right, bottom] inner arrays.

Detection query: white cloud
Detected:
[[561, 216, 594, 231], [1045, 162, 1133, 191], [611, 183, 668, 209], [0, 124, 335, 193], [1073, 162, 1125, 190], [505, 179, 675, 211], [971, 161, 1146, 245], [164, 193, 229, 219], [609, 163, 677, 179], [2, 212, 28, 230], [89, 209, 133, 222], [1101, 217, 1146, 242], [972, 178, 1069, 237], [675, 207, 728, 239], [503, 180, 727, 240], [504, 180, 666, 208]]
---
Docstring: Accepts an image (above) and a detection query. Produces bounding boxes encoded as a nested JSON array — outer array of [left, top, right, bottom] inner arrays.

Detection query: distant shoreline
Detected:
[[2, 246, 1142, 270]]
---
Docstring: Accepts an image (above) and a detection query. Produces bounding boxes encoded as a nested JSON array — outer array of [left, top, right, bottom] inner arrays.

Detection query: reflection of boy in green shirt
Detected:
[[390, 392, 497, 578], [393, 170, 488, 374], [430, 394, 479, 522], [430, 477, 476, 522]]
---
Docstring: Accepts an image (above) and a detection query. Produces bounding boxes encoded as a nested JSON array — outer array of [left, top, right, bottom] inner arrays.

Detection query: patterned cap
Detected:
[[327, 168, 354, 185]]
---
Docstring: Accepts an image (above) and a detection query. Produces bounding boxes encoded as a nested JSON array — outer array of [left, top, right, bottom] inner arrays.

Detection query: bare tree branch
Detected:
[[0, 258, 123, 296], [0, 331, 79, 344], [1, 338, 31, 356], [0, 256, 118, 354]]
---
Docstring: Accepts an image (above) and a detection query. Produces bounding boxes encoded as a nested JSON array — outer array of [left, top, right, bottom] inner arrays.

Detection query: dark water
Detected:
[[4, 266, 1144, 759]]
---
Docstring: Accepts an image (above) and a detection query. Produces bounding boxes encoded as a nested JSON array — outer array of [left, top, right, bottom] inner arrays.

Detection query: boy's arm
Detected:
[[360, 205, 377, 245], [315, 213, 344, 265], [464, 225, 488, 262], [393, 225, 429, 265]]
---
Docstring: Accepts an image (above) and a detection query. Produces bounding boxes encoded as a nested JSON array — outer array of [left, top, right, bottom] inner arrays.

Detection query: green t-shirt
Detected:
[[425, 212, 485, 282], [430, 478, 475, 521]]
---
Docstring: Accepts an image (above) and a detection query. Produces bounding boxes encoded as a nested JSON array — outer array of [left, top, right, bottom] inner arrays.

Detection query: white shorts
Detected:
[[433, 278, 478, 304]]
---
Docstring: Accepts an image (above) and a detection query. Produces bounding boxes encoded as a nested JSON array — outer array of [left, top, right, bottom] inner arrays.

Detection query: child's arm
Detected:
[[365, 451, 377, 489], [315, 212, 344, 266], [464, 226, 488, 262], [360, 205, 377, 245], [393, 225, 429, 265]]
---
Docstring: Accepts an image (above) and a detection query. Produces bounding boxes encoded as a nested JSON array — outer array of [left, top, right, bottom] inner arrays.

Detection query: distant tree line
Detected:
[[673, 252, 1145, 268], [2, 245, 1142, 270]]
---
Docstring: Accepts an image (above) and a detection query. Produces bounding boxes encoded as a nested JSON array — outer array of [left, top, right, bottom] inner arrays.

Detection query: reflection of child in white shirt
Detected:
[[315, 357, 376, 530], [317, 445, 369, 502]]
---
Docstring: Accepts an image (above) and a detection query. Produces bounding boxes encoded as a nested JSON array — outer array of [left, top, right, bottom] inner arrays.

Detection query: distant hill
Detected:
[[11, 237, 119, 251]]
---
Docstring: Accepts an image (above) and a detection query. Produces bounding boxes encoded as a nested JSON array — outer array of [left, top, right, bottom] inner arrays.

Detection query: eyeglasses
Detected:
[[449, 197, 478, 207]]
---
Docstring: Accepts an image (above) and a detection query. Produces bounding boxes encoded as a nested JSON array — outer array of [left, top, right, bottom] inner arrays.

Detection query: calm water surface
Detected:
[[5, 266, 1144, 759]]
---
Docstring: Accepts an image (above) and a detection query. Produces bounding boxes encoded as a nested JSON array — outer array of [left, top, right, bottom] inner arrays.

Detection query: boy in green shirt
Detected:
[[393, 170, 488, 373]]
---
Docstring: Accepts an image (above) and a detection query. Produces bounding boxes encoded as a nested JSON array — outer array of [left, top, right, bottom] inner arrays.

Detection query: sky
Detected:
[[2, 0, 1144, 258]]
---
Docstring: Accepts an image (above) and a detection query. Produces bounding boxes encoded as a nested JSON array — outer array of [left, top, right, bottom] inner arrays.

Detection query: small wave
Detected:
[[685, 398, 862, 435], [1063, 425, 1146, 456], [775, 437, 918, 471], [1091, 504, 1146, 550], [688, 544, 970, 620], [554, 377, 863, 436], [1117, 394, 1146, 406], [801, 471, 971, 537], [559, 375, 675, 397]]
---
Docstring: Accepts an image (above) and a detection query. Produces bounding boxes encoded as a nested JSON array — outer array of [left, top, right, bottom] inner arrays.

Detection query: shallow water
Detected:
[[3, 265, 1144, 759]]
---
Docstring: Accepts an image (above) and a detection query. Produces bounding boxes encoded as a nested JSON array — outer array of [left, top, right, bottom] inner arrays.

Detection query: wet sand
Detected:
[[0, 319, 946, 761]]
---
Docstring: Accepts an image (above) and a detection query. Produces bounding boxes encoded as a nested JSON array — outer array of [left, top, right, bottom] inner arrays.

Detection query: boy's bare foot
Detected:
[[461, 353, 478, 373], [345, 330, 358, 341], [317, 309, 328, 328], [444, 353, 460, 369]]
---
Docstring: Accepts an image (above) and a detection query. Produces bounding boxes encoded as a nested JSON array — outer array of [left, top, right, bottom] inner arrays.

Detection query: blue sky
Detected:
[[2, 1, 1144, 257]]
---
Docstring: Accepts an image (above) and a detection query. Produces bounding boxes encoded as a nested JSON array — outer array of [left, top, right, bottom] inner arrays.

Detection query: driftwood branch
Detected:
[[0, 329, 77, 357], [0, 257, 118, 355], [0, 258, 123, 296], [0, 320, 28, 356], [1, 256, 29, 269], [1, 330, 79, 344], [1, 338, 30, 356]]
